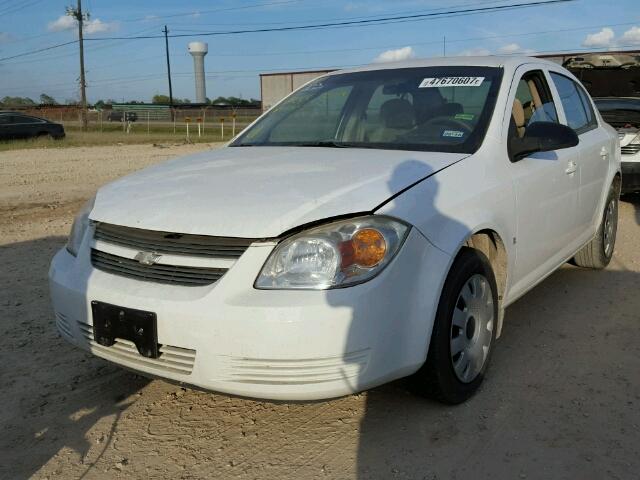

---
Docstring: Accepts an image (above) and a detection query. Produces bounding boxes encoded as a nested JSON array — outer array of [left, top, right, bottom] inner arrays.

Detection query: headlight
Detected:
[[66, 196, 95, 257], [255, 216, 409, 290]]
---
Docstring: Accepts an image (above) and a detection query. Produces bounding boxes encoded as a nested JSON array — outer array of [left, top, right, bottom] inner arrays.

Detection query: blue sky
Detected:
[[1, 0, 639, 103]]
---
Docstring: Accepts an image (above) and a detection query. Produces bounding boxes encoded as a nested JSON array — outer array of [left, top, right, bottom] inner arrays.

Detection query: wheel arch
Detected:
[[452, 227, 509, 338]]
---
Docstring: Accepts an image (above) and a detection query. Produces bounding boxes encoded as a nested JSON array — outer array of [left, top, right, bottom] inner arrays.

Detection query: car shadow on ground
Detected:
[[354, 264, 640, 479], [0, 236, 149, 479], [621, 192, 640, 225]]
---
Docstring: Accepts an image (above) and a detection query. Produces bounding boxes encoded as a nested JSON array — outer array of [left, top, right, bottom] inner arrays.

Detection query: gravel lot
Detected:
[[1, 144, 639, 480]]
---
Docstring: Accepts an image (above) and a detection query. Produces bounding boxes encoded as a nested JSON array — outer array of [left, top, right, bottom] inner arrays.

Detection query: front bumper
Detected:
[[49, 228, 451, 400], [621, 160, 640, 194]]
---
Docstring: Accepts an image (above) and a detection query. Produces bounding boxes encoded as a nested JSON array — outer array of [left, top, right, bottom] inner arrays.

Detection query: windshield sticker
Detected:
[[442, 130, 465, 138], [419, 77, 485, 88], [454, 113, 475, 121]]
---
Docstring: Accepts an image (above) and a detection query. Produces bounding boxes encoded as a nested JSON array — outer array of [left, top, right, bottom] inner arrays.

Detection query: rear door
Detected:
[[548, 71, 609, 238], [507, 67, 581, 295]]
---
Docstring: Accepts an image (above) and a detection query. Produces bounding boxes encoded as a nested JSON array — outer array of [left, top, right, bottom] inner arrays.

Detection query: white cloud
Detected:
[[84, 19, 118, 34], [48, 15, 76, 32], [373, 46, 415, 63], [583, 27, 615, 48], [620, 26, 640, 46], [457, 47, 491, 56], [497, 43, 535, 55], [499, 43, 521, 54], [47, 15, 118, 34]]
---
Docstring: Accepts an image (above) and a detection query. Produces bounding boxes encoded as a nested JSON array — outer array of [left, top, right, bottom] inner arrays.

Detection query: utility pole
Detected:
[[163, 25, 174, 116], [67, 1, 88, 130]]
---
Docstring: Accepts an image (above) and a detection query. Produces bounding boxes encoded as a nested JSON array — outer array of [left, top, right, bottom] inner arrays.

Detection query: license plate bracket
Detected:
[[91, 301, 161, 359]]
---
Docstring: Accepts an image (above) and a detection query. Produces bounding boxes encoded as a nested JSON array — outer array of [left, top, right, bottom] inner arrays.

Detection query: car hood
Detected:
[[90, 146, 468, 238]]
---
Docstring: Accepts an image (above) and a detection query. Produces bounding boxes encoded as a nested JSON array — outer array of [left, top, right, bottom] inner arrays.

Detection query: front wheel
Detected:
[[573, 181, 619, 269], [412, 248, 498, 404]]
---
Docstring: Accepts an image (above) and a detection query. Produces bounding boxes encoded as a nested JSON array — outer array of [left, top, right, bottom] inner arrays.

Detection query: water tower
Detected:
[[188, 42, 208, 103]]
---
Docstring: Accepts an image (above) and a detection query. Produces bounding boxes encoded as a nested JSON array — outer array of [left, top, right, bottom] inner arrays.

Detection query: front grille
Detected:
[[621, 144, 640, 155], [94, 222, 254, 259], [77, 321, 196, 375], [91, 249, 227, 286]]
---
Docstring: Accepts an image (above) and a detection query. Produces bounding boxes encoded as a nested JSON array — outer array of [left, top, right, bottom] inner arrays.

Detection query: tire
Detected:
[[573, 181, 619, 269], [412, 247, 498, 404]]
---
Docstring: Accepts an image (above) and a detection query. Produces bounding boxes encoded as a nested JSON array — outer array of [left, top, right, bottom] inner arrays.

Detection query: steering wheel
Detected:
[[420, 116, 474, 134]]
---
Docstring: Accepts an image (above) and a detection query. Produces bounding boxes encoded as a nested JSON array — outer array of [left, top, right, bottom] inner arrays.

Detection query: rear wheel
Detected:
[[573, 181, 619, 269], [412, 248, 498, 404]]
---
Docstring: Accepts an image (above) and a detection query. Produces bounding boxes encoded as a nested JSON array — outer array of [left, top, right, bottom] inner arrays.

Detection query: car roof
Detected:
[[329, 55, 559, 76]]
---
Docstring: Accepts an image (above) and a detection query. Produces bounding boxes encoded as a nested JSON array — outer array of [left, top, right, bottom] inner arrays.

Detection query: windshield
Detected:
[[232, 66, 503, 153]]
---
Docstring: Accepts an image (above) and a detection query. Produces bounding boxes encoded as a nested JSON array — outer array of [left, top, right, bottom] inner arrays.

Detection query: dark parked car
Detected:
[[594, 97, 640, 194], [106, 111, 137, 122], [0, 112, 65, 140]]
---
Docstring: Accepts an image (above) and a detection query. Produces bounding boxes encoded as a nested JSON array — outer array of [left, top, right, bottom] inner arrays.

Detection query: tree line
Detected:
[[151, 94, 260, 107], [1, 94, 261, 108]]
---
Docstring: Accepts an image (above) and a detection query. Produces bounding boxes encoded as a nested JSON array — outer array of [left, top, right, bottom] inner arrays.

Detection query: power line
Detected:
[[83, 0, 576, 41], [0, 0, 576, 63], [0, 25, 162, 66], [0, 0, 43, 16], [119, 0, 306, 23], [0, 40, 78, 62], [168, 0, 516, 29], [177, 21, 640, 58]]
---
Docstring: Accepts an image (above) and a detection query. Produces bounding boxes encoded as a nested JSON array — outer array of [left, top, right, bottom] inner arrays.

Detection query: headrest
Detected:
[[380, 98, 415, 129], [512, 99, 525, 127], [437, 102, 463, 117]]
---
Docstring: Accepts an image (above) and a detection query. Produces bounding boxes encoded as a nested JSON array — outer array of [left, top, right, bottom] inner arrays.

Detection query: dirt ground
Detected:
[[1, 144, 639, 480]]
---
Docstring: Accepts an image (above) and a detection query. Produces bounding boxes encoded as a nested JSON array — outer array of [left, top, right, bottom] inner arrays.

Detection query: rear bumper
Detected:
[[621, 160, 640, 193]]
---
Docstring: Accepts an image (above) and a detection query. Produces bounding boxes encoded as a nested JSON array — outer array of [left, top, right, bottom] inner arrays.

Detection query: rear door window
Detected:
[[550, 72, 597, 134]]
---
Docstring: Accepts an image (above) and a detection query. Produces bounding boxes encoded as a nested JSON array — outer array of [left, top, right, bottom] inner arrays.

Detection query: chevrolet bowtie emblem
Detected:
[[134, 251, 162, 266]]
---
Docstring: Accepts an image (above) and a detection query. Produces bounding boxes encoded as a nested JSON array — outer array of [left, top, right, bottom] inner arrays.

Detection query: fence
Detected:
[[12, 105, 262, 139]]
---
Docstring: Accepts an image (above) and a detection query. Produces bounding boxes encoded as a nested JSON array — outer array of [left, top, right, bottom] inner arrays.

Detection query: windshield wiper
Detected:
[[293, 140, 351, 148]]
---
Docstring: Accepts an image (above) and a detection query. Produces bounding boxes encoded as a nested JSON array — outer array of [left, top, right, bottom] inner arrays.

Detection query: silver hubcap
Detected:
[[603, 199, 616, 257], [450, 274, 494, 383]]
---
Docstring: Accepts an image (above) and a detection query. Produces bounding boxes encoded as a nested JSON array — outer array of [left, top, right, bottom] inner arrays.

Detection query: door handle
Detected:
[[565, 161, 577, 175], [600, 146, 608, 159]]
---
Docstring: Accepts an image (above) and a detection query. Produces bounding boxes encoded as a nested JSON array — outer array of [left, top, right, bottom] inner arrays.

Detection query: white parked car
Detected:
[[593, 97, 640, 193], [50, 56, 621, 404]]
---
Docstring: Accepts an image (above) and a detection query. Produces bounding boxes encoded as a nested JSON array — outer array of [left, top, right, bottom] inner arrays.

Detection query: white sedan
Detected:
[[49, 56, 620, 404]]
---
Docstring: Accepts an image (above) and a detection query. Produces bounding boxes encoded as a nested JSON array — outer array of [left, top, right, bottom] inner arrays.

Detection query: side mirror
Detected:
[[510, 121, 579, 161]]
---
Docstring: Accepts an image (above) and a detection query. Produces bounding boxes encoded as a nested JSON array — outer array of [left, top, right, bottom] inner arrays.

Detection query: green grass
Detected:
[[0, 126, 246, 152]]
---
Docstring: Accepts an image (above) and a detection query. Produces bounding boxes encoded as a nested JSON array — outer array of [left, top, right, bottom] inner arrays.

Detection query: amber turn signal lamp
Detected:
[[346, 228, 387, 268]]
